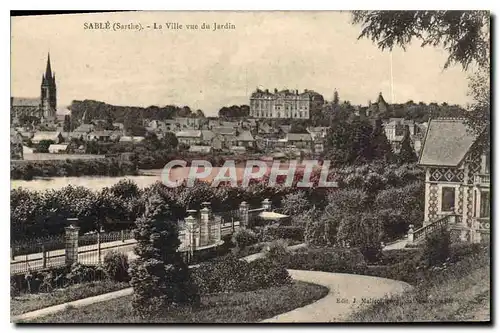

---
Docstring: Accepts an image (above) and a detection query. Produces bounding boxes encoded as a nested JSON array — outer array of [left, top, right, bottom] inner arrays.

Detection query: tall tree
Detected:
[[63, 115, 71, 132], [371, 117, 393, 162], [129, 195, 198, 318], [333, 89, 340, 106], [398, 125, 418, 164], [195, 109, 205, 118]]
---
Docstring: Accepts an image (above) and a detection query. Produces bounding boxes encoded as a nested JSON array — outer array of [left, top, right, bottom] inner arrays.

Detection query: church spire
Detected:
[[45, 53, 53, 81]]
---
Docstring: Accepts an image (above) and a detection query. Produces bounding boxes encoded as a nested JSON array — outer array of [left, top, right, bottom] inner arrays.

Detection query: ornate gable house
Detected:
[[418, 118, 490, 243]]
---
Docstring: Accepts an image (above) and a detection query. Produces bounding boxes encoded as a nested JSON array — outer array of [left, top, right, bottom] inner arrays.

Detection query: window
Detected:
[[480, 191, 490, 218], [441, 187, 455, 212]]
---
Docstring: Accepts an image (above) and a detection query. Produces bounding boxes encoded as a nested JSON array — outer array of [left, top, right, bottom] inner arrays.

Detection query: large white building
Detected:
[[249, 88, 324, 119]]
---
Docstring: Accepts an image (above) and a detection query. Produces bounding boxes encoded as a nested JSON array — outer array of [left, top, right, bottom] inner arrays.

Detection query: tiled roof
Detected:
[[32, 131, 61, 142], [11, 97, 39, 107], [212, 127, 235, 135], [418, 118, 479, 166], [236, 130, 254, 141], [176, 130, 202, 138], [286, 133, 312, 142]]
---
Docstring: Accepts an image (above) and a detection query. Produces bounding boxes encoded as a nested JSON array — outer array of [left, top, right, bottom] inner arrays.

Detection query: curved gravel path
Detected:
[[261, 269, 412, 323]]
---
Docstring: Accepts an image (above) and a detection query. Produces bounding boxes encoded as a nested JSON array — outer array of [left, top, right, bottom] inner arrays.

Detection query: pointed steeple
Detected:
[[45, 53, 53, 81]]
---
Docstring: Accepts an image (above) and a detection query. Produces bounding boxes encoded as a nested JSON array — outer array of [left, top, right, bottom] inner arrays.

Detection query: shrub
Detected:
[[262, 239, 290, 261], [129, 195, 198, 318], [247, 257, 292, 288], [261, 226, 304, 243], [448, 243, 485, 263], [232, 228, 259, 250], [281, 247, 367, 274], [191, 254, 291, 294], [102, 250, 130, 282], [423, 228, 451, 268], [375, 248, 423, 265]]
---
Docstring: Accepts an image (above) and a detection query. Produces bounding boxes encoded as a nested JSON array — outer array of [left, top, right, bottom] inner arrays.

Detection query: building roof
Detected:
[[418, 118, 479, 167], [11, 97, 40, 107], [236, 130, 254, 141], [48, 144, 68, 151], [89, 131, 113, 137], [201, 130, 215, 141], [74, 124, 95, 133], [176, 130, 202, 138], [189, 145, 213, 153], [32, 131, 61, 142], [212, 127, 236, 136], [286, 133, 312, 142]]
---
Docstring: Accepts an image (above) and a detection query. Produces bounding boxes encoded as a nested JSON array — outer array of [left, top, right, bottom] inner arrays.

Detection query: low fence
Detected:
[[11, 198, 273, 275]]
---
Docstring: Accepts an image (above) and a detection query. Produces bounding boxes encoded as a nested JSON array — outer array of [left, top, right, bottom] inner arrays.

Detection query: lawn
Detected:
[[21, 281, 329, 323], [348, 246, 491, 322], [11, 280, 129, 316]]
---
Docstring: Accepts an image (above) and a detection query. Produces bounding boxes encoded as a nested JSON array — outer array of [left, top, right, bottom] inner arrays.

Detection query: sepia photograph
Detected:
[[9, 9, 491, 324]]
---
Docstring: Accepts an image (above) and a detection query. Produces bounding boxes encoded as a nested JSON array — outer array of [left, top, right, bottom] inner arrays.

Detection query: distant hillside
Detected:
[[69, 100, 202, 124]]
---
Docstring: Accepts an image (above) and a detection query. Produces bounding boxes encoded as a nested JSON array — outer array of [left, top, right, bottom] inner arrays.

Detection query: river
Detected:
[[11, 162, 320, 191]]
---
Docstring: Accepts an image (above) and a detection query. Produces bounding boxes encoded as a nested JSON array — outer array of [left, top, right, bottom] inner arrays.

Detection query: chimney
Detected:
[[274, 88, 278, 94]]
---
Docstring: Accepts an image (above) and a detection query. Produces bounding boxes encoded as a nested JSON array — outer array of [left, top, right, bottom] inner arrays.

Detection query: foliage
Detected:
[[10, 157, 138, 180], [69, 99, 204, 129], [260, 225, 304, 243], [278, 247, 367, 274], [398, 125, 418, 163], [371, 117, 393, 162], [352, 10, 490, 148], [11, 264, 106, 295], [102, 250, 130, 282], [278, 191, 312, 216], [352, 11, 490, 70], [191, 255, 291, 294], [129, 195, 198, 318], [423, 228, 451, 268], [36, 140, 55, 153], [262, 239, 290, 261], [231, 228, 259, 250], [218, 105, 250, 118]]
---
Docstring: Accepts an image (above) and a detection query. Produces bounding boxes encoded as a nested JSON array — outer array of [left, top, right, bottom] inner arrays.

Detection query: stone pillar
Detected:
[[65, 218, 80, 266], [185, 210, 198, 259], [262, 198, 271, 211], [407, 224, 414, 243], [200, 202, 212, 246], [239, 201, 249, 228]]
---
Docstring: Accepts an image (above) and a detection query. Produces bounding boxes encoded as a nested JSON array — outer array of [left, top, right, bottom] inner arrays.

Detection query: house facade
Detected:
[[418, 118, 490, 243]]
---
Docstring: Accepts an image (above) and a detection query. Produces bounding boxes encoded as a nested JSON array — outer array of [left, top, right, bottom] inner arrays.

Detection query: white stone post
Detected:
[[262, 198, 271, 211], [407, 224, 414, 243], [65, 218, 80, 266], [200, 202, 212, 246], [185, 210, 198, 261], [239, 201, 249, 228]]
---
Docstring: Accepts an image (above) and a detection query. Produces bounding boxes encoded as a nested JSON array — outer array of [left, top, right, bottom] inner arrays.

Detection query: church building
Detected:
[[11, 53, 57, 122]]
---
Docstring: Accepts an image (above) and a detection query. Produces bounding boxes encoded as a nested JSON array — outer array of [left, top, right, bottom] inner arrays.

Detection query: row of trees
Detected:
[[11, 162, 424, 242], [324, 117, 417, 166]]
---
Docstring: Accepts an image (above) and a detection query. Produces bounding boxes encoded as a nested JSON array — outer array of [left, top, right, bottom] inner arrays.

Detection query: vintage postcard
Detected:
[[10, 10, 490, 323]]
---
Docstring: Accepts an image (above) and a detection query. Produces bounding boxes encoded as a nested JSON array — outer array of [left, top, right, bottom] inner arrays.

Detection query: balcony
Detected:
[[474, 174, 490, 187]]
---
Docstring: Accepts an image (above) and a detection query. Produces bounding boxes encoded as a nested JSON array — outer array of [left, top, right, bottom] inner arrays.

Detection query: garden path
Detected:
[[261, 270, 412, 323]]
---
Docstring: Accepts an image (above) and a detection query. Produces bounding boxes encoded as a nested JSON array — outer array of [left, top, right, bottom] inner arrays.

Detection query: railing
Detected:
[[413, 214, 461, 243], [474, 174, 490, 186]]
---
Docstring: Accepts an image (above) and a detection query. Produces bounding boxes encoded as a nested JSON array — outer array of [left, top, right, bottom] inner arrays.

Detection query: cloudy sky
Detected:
[[11, 11, 472, 116]]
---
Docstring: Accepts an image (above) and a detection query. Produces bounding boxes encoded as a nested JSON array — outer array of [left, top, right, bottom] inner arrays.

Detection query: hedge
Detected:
[[260, 226, 304, 243], [277, 247, 367, 274], [191, 255, 291, 294]]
